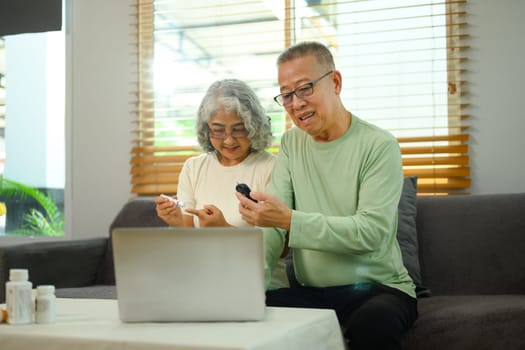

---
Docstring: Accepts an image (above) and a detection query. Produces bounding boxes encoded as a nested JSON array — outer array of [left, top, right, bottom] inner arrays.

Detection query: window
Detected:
[[133, 0, 469, 195], [0, 8, 65, 236]]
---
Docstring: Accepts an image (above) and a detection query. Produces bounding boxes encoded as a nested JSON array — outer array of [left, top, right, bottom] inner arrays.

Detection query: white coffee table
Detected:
[[0, 298, 345, 350]]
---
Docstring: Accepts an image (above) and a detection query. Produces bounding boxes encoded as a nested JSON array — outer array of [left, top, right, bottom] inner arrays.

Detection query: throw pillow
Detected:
[[397, 176, 430, 297]]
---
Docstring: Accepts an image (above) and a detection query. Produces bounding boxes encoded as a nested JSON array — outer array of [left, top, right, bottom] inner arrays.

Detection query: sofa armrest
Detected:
[[0, 238, 108, 302]]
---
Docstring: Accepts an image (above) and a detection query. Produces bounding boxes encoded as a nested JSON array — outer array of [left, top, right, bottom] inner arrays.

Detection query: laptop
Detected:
[[111, 227, 266, 322]]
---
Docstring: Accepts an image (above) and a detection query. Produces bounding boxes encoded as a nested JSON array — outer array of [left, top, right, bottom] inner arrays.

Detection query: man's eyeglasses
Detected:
[[273, 70, 333, 106], [208, 127, 249, 140]]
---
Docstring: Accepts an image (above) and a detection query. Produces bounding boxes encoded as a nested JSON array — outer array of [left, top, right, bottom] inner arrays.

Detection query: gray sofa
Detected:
[[1, 193, 524, 350]]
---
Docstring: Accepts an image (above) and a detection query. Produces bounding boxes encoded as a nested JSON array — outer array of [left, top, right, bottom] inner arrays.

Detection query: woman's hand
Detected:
[[185, 205, 230, 227], [155, 195, 184, 227]]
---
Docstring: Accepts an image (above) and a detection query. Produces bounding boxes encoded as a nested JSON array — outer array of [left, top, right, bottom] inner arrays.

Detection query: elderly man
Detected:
[[237, 41, 417, 350]]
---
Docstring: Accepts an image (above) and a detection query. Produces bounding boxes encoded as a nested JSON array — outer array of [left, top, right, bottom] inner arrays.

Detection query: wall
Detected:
[[65, 0, 136, 240], [61, 0, 525, 241], [467, 0, 525, 194]]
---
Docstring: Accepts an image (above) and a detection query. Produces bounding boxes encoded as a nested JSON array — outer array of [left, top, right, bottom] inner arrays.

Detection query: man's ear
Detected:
[[332, 70, 343, 94]]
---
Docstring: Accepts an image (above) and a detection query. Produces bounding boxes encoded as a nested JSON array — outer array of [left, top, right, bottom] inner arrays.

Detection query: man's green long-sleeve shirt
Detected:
[[265, 115, 416, 298]]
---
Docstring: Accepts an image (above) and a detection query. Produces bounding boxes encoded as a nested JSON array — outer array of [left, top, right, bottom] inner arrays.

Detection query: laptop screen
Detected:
[[112, 227, 266, 322]]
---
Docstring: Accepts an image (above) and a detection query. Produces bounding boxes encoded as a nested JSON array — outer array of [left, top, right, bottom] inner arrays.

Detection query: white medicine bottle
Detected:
[[5, 268, 33, 324], [35, 285, 56, 324]]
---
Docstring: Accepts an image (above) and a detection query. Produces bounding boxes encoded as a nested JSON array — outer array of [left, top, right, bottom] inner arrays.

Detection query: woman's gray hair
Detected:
[[196, 79, 272, 153]]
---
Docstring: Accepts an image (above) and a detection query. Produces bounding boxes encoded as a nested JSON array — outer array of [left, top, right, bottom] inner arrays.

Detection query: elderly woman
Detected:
[[155, 79, 287, 288]]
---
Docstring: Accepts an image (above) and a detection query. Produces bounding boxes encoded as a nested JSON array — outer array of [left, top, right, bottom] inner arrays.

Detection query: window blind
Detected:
[[133, 0, 469, 196]]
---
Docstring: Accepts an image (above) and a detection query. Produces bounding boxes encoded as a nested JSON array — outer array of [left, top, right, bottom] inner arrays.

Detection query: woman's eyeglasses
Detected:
[[208, 127, 249, 140]]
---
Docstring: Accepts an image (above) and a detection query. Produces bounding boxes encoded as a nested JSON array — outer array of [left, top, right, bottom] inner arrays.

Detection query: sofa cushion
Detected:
[[402, 295, 525, 350], [416, 193, 525, 295], [397, 176, 429, 297], [96, 198, 167, 285]]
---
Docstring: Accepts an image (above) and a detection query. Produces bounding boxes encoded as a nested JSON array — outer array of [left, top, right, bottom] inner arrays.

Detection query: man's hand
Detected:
[[236, 191, 292, 231]]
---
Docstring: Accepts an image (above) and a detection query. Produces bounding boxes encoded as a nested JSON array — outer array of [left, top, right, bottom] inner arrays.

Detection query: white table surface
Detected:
[[0, 298, 345, 350]]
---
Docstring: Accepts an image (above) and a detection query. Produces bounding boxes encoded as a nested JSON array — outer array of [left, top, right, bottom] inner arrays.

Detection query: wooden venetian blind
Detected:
[[133, 0, 469, 196], [399, 0, 470, 195]]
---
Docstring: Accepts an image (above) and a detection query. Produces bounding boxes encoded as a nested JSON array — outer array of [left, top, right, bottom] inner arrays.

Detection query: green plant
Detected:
[[0, 177, 64, 236]]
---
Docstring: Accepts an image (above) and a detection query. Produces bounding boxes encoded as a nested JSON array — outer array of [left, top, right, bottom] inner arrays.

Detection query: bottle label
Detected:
[[36, 298, 50, 312], [6, 284, 33, 324], [35, 296, 56, 324]]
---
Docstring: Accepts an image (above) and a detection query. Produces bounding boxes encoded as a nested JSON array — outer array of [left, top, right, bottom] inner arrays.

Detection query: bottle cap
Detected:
[[37, 285, 55, 295], [9, 269, 28, 281]]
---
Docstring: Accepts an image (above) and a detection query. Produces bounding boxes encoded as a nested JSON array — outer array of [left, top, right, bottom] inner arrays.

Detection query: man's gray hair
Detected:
[[277, 41, 335, 71]]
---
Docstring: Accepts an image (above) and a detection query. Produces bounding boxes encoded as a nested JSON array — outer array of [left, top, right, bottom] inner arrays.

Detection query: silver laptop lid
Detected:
[[112, 226, 266, 322]]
